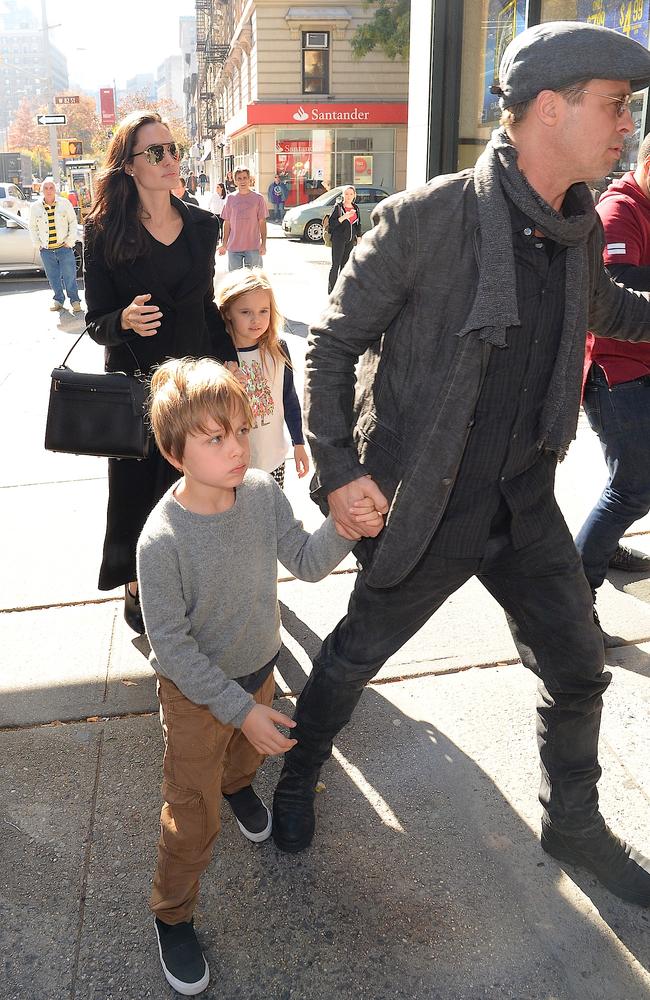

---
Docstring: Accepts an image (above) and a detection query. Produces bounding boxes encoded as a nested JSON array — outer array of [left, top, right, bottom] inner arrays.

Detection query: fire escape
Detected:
[[195, 0, 229, 144]]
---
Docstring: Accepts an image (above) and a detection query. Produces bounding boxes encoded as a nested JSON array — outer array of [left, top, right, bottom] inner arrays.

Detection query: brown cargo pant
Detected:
[[150, 671, 275, 924]]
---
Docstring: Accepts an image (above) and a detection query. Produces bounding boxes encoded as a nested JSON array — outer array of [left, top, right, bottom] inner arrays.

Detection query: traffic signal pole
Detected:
[[41, 0, 60, 184]]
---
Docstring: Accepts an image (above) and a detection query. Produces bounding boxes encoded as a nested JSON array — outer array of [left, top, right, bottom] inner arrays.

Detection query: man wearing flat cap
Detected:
[[273, 21, 650, 906]]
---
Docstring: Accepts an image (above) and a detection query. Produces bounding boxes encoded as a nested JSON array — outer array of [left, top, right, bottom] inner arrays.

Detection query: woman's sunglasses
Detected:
[[131, 142, 185, 166]]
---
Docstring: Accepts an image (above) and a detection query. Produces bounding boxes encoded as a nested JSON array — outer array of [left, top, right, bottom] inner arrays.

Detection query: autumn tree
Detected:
[[53, 93, 102, 154], [7, 98, 42, 150], [352, 0, 410, 60]]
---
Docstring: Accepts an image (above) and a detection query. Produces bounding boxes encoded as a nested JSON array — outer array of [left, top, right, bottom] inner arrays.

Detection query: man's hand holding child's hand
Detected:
[[241, 704, 297, 755]]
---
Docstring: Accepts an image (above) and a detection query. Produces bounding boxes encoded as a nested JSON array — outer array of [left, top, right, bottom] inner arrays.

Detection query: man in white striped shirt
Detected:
[[28, 179, 82, 313]]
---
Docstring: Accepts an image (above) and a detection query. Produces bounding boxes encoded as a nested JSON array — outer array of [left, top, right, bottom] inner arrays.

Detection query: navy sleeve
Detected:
[[280, 341, 305, 445], [606, 262, 650, 292]]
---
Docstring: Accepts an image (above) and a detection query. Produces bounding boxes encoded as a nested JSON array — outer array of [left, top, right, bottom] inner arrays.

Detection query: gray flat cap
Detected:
[[493, 20, 650, 108]]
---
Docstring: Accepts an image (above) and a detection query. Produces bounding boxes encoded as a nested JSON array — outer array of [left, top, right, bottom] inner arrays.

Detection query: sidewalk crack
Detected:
[[69, 726, 105, 1000]]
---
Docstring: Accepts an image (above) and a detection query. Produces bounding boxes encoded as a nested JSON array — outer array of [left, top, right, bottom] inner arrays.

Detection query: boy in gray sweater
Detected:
[[137, 357, 380, 996]]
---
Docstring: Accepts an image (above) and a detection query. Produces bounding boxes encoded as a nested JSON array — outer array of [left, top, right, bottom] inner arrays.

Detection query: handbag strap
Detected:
[[60, 326, 145, 377]]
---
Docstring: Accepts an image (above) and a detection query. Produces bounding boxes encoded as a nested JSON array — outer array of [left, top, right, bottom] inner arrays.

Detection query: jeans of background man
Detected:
[[575, 364, 650, 592], [40, 246, 80, 305], [279, 504, 609, 836], [228, 250, 262, 271], [272, 202, 285, 223]]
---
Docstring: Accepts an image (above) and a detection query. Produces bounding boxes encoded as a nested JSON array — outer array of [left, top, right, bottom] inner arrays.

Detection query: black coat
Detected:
[[84, 196, 236, 375], [83, 197, 237, 591], [328, 199, 362, 244]]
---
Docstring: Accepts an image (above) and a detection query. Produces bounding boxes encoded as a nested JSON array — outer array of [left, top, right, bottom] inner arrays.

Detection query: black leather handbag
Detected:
[[44, 328, 151, 460]]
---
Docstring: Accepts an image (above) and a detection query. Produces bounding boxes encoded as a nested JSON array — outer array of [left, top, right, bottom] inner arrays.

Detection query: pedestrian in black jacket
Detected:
[[327, 185, 361, 294], [83, 109, 236, 633]]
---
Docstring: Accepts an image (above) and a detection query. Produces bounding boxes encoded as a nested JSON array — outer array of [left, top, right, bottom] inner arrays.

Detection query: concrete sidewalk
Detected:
[[2, 245, 650, 997]]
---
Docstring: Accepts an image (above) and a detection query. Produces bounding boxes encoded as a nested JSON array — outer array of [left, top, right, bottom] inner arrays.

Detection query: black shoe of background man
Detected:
[[154, 917, 210, 996], [591, 590, 624, 649], [124, 584, 145, 635], [272, 763, 320, 853], [609, 543, 650, 573], [541, 822, 650, 907]]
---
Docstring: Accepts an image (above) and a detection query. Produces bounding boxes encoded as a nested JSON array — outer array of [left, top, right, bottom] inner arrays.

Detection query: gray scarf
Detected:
[[459, 127, 597, 457]]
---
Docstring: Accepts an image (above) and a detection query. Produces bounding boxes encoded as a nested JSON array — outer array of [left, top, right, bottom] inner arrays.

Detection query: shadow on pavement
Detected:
[[1, 615, 648, 997]]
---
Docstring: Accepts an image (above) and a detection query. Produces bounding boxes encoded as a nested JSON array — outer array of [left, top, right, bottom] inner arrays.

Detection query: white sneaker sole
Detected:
[[234, 805, 272, 843], [154, 919, 210, 996]]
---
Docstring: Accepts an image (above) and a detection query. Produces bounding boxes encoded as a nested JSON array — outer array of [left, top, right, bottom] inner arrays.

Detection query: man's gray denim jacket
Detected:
[[305, 170, 650, 589]]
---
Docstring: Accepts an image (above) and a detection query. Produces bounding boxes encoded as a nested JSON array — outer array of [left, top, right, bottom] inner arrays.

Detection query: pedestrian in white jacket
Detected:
[[28, 179, 82, 312]]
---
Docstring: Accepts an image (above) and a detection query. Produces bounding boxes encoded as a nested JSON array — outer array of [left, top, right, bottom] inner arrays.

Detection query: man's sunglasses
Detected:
[[131, 142, 185, 166]]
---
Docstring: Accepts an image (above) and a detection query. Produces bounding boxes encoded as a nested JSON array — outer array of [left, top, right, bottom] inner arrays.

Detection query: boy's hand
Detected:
[[294, 445, 310, 478], [329, 476, 388, 540], [240, 704, 297, 755], [350, 497, 385, 532]]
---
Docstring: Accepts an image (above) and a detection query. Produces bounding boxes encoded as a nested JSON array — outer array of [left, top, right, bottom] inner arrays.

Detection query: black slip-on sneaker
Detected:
[[223, 785, 272, 842], [154, 917, 210, 996]]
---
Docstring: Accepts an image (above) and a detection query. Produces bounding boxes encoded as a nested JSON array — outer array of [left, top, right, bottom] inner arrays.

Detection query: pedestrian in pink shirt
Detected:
[[218, 168, 268, 270]]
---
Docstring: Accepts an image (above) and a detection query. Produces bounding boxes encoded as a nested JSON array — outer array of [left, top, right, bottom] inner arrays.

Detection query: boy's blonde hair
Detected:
[[149, 357, 253, 464], [216, 269, 289, 374]]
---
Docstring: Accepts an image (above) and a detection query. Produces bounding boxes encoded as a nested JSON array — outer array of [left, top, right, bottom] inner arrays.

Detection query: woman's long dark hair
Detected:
[[85, 110, 168, 268], [216, 182, 226, 199]]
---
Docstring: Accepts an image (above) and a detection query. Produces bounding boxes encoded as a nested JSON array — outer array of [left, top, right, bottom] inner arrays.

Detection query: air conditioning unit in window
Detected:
[[305, 32, 328, 48]]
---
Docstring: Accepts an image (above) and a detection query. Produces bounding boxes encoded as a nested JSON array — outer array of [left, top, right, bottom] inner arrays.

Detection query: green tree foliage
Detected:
[[351, 0, 410, 61]]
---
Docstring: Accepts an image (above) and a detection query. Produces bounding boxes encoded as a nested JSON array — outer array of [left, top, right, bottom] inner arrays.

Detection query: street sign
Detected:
[[37, 114, 67, 126], [55, 96, 80, 105]]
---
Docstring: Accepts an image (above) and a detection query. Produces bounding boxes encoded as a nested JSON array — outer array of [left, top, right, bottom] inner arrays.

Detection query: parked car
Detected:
[[282, 185, 391, 243], [0, 182, 28, 217], [0, 207, 83, 275]]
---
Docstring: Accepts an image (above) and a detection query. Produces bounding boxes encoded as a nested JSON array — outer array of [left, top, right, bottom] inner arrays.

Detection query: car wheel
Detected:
[[74, 241, 83, 276], [304, 219, 324, 243]]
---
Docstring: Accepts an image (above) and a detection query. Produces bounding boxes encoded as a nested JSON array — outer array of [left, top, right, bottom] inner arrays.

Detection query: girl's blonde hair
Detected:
[[149, 357, 253, 464], [216, 269, 289, 373]]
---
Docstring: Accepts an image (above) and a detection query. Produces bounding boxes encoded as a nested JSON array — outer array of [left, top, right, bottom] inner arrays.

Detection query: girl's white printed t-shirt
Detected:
[[236, 345, 289, 473]]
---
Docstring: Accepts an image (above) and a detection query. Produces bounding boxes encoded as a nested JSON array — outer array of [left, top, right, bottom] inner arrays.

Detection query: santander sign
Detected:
[[229, 102, 408, 135], [292, 104, 371, 122]]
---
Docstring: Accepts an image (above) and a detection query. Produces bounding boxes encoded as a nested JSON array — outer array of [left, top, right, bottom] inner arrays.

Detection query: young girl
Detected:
[[217, 269, 309, 487]]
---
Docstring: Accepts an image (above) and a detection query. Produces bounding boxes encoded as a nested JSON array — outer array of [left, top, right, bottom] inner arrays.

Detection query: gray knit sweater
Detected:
[[136, 469, 353, 727]]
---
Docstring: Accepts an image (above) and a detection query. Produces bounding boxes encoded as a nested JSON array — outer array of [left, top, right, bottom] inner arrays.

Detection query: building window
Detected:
[[302, 31, 329, 95]]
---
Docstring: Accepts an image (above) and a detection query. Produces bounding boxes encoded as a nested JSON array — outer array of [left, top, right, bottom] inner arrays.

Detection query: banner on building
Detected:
[[481, 0, 527, 126], [100, 88, 116, 127]]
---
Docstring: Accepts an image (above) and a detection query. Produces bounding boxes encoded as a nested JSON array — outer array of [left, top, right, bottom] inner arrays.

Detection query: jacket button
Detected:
[[441, 477, 452, 486]]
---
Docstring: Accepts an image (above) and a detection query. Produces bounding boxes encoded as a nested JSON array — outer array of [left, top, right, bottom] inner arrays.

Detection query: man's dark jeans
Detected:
[[289, 502, 610, 834], [576, 365, 650, 591]]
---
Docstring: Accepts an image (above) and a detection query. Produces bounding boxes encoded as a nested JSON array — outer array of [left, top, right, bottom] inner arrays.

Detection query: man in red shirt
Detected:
[[576, 132, 650, 640]]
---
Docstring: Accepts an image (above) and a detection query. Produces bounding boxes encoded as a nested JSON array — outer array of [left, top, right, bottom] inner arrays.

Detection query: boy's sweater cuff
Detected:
[[230, 698, 256, 729]]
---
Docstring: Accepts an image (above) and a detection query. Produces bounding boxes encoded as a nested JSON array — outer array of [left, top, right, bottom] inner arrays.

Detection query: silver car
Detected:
[[0, 207, 83, 274], [282, 185, 391, 243], [0, 182, 28, 217]]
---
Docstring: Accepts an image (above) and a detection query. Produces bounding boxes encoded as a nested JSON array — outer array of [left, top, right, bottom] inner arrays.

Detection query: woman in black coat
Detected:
[[84, 110, 236, 632], [327, 185, 362, 294]]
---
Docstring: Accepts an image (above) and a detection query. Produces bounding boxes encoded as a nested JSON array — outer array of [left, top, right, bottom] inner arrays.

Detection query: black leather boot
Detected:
[[542, 822, 650, 906], [272, 758, 321, 853], [273, 638, 368, 853]]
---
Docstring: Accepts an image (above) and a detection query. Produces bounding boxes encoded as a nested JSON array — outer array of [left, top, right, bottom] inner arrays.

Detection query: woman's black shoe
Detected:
[[124, 584, 145, 634]]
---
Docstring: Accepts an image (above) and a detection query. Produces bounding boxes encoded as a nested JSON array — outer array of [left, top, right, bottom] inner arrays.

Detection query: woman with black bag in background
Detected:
[[83, 110, 236, 633], [327, 185, 362, 295]]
